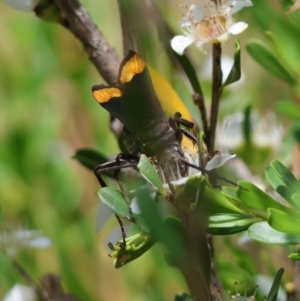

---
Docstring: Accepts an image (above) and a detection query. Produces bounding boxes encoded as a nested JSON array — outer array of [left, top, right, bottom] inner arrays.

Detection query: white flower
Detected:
[[171, 0, 253, 54], [216, 111, 284, 151], [205, 153, 236, 170], [4, 0, 40, 11], [3, 284, 36, 301], [0, 223, 51, 259]]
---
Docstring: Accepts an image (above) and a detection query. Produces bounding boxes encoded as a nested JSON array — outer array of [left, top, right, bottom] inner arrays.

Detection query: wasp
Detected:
[[92, 51, 197, 185]]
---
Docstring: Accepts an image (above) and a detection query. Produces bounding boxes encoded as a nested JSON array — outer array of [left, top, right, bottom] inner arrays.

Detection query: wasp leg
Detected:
[[169, 113, 198, 145], [115, 214, 127, 250], [94, 153, 139, 187], [174, 112, 194, 130], [173, 112, 198, 144], [179, 128, 198, 144], [94, 153, 140, 246]]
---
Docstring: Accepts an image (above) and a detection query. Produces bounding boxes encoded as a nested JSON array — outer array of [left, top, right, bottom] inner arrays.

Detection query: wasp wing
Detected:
[[92, 51, 166, 135]]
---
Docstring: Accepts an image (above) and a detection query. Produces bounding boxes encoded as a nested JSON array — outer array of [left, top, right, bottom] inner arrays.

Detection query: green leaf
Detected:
[[247, 39, 297, 85], [275, 100, 300, 120], [208, 214, 262, 235], [266, 268, 284, 301], [268, 208, 300, 234], [173, 175, 243, 214], [73, 148, 109, 172], [207, 214, 262, 235], [248, 221, 300, 244], [265, 167, 291, 202], [98, 187, 131, 219], [236, 181, 291, 215], [202, 180, 245, 214], [222, 40, 241, 87], [172, 51, 203, 96], [289, 253, 300, 260], [137, 154, 167, 197], [265, 27, 300, 76], [271, 160, 299, 187], [266, 160, 300, 208]]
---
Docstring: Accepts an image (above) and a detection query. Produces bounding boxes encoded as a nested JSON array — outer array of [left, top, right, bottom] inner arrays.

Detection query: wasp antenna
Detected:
[[180, 159, 206, 174], [215, 174, 248, 190]]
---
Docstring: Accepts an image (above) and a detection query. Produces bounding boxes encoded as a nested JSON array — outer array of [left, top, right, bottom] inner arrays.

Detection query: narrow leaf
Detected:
[[249, 221, 300, 244], [236, 181, 292, 215], [172, 51, 203, 96], [73, 148, 109, 172], [268, 208, 300, 234], [267, 160, 300, 208], [266, 268, 284, 301], [208, 215, 262, 235], [222, 40, 241, 87], [271, 160, 299, 187], [247, 39, 296, 85]]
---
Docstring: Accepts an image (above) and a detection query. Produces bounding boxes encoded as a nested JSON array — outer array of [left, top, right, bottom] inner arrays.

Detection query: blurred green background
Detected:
[[0, 0, 298, 300]]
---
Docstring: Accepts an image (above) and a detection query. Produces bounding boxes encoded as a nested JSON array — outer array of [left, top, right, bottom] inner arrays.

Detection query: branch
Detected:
[[53, 0, 120, 85], [208, 43, 223, 153]]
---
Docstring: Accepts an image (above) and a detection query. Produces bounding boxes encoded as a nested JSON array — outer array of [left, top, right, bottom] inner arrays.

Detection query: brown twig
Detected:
[[52, 0, 120, 85], [208, 43, 223, 154]]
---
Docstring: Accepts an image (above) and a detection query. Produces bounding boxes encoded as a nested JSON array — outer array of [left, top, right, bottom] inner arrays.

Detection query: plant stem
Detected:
[[177, 210, 212, 301], [208, 43, 223, 154], [207, 43, 223, 297]]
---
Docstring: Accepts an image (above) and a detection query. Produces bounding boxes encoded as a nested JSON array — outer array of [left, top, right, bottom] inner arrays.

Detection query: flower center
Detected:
[[196, 15, 227, 40]]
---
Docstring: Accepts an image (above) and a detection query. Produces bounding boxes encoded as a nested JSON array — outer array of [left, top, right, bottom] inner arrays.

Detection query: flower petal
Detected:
[[228, 22, 249, 35], [217, 32, 231, 44], [226, 0, 253, 14], [205, 154, 236, 171], [3, 284, 36, 301], [194, 41, 207, 54], [171, 35, 194, 55]]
